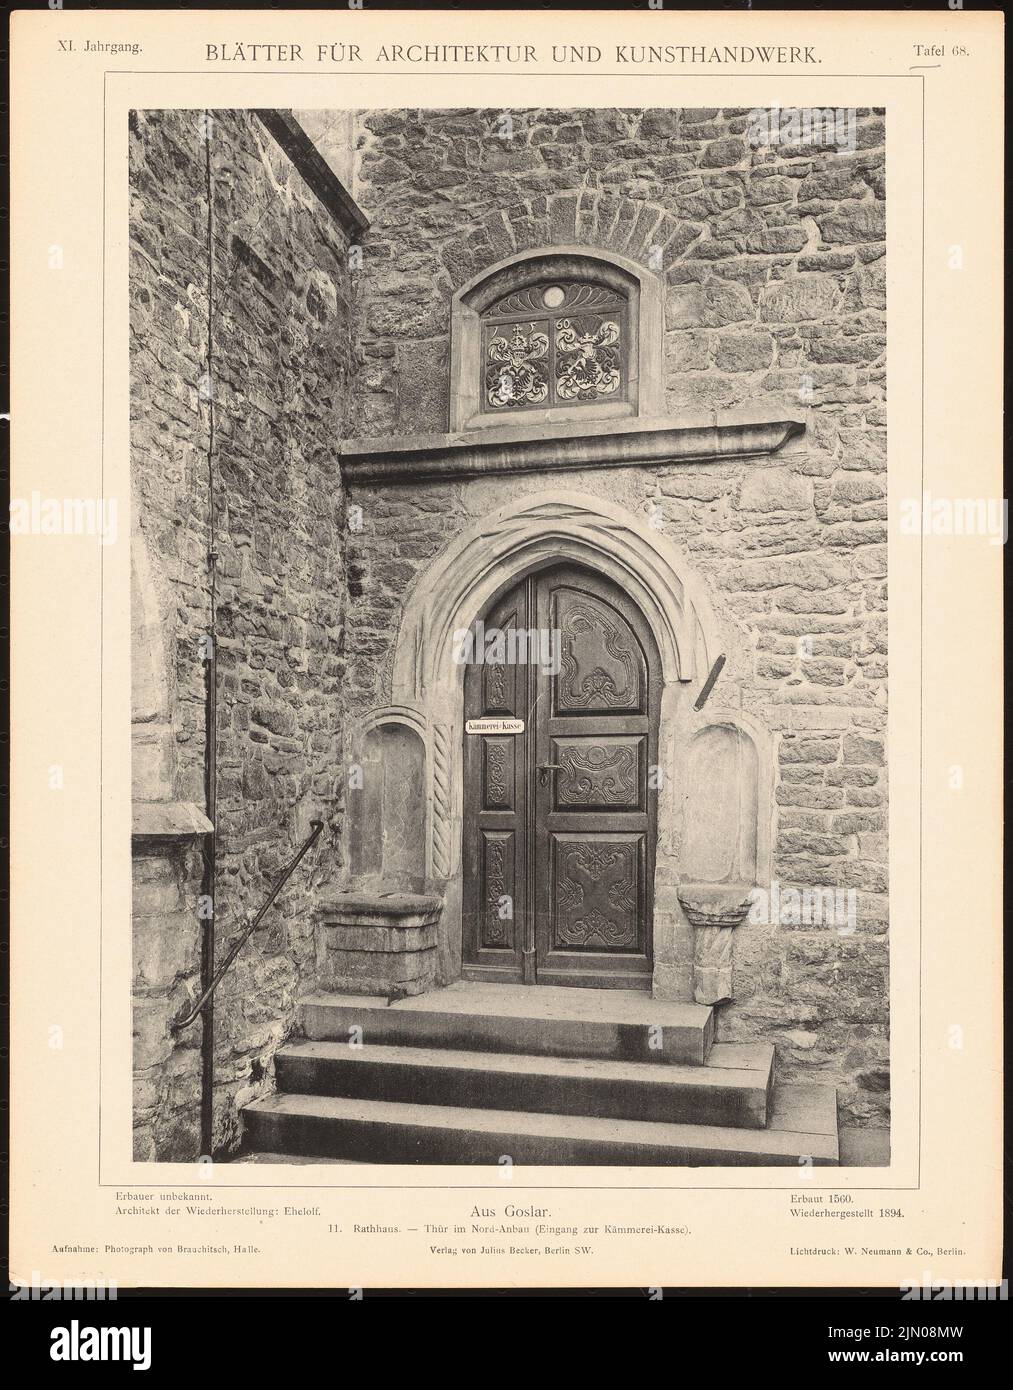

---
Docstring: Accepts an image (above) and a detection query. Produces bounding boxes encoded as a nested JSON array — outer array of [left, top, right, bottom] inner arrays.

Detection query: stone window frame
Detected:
[[449, 247, 664, 434]]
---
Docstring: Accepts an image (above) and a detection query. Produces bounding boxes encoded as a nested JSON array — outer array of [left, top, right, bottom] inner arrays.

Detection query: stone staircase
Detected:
[[240, 983, 839, 1166]]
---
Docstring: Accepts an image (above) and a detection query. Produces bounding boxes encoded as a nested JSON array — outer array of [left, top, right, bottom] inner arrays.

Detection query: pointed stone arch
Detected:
[[391, 488, 718, 702]]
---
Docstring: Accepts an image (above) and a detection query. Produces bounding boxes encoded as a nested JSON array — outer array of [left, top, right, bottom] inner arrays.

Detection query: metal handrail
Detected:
[[173, 819, 325, 1030]]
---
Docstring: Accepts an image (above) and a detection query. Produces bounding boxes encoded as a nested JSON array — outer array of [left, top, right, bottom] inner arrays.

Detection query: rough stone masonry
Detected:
[[130, 109, 355, 1158], [345, 107, 888, 1129], [131, 106, 888, 1159]]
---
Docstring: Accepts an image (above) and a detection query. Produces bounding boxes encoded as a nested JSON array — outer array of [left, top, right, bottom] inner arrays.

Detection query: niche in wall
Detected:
[[679, 721, 765, 1005], [348, 721, 427, 891], [683, 723, 760, 890]]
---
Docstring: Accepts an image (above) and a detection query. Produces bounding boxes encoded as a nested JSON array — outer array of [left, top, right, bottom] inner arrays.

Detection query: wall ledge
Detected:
[[316, 891, 444, 924], [132, 800, 213, 850], [340, 408, 805, 485]]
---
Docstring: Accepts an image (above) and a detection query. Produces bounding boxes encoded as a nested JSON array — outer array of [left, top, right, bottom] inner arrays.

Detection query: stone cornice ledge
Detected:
[[340, 408, 805, 485], [132, 800, 213, 851]]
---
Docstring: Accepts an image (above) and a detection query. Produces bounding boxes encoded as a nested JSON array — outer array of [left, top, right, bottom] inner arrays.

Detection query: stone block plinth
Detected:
[[315, 891, 443, 997]]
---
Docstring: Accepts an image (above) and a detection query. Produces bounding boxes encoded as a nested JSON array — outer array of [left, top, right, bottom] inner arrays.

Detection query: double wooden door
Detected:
[[462, 563, 660, 989]]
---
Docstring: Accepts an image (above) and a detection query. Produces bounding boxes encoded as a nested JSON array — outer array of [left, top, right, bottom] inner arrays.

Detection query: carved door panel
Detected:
[[462, 581, 530, 981], [463, 564, 659, 988], [533, 568, 658, 988]]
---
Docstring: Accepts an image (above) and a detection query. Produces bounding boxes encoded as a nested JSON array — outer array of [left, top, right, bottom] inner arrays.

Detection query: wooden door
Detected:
[[462, 563, 660, 989]]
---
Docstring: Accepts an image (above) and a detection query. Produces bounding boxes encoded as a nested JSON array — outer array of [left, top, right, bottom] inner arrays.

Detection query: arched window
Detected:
[[482, 280, 627, 413], [450, 249, 663, 432]]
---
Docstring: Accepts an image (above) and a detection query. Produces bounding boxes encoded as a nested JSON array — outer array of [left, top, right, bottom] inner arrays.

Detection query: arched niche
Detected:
[[683, 724, 760, 888], [676, 716, 773, 1006], [347, 714, 428, 893]]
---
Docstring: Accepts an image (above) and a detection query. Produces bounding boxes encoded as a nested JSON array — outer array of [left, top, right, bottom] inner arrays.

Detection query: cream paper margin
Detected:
[[9, 7, 1003, 1290]]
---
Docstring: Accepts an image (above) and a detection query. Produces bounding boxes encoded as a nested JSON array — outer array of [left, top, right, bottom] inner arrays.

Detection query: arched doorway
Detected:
[[461, 561, 661, 989], [371, 487, 759, 1002]]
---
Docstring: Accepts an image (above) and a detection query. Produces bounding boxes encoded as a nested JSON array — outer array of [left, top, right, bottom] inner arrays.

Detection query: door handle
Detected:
[[537, 762, 565, 786]]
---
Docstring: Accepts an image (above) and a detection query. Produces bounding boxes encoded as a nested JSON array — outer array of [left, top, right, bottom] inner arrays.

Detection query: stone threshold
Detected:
[[340, 408, 806, 485], [302, 981, 711, 1027]]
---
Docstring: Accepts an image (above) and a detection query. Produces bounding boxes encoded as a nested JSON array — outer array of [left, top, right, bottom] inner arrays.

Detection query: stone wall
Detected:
[[345, 107, 888, 1128], [129, 104, 890, 1146], [129, 109, 355, 1157]]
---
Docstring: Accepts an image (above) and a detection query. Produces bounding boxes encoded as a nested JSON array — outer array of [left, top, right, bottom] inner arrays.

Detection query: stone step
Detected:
[[241, 1082, 839, 1167], [275, 1039, 774, 1129], [298, 983, 714, 1066]]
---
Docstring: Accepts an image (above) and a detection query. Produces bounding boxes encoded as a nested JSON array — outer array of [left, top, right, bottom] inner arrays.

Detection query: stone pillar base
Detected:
[[677, 882, 754, 1007], [315, 892, 443, 997], [691, 925, 735, 1006]]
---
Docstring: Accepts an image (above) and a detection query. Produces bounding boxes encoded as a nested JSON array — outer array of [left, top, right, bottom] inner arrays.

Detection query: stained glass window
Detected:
[[480, 282, 627, 413]]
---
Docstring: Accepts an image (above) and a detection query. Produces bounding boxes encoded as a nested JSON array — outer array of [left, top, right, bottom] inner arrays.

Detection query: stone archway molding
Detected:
[[391, 488, 719, 702], [381, 488, 725, 993], [438, 190, 707, 318]]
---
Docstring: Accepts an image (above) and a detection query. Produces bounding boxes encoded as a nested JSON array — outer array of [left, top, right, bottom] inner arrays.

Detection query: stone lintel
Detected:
[[132, 800, 213, 850], [340, 410, 805, 485], [253, 110, 370, 238]]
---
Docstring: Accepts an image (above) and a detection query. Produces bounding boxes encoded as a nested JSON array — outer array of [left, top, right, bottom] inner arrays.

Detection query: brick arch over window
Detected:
[[450, 245, 665, 432], [443, 192, 699, 294]]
